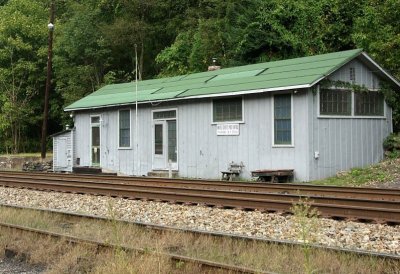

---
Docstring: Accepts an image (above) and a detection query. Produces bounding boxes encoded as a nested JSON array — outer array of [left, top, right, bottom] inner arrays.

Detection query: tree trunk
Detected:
[[12, 123, 18, 154]]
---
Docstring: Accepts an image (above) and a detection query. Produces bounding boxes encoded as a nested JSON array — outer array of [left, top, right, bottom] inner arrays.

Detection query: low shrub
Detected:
[[383, 133, 400, 158]]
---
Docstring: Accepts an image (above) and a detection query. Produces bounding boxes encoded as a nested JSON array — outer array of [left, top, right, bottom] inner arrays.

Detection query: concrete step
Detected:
[[147, 170, 179, 178]]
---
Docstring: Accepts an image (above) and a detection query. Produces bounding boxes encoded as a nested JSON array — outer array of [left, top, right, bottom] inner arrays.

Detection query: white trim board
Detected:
[[65, 84, 311, 112], [151, 108, 179, 171], [360, 52, 400, 88]]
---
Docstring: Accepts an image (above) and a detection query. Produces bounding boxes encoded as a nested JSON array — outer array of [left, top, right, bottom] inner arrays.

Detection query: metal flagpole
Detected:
[[134, 44, 139, 175]]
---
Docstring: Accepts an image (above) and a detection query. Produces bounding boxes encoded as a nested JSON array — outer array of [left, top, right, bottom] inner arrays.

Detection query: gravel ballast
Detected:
[[0, 186, 399, 255], [0, 258, 44, 274]]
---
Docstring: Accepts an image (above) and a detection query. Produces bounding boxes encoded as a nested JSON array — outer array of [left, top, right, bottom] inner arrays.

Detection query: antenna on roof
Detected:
[[134, 44, 139, 175]]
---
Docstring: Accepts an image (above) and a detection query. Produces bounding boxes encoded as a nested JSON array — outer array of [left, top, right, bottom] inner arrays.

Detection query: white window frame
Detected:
[[118, 109, 132, 150], [211, 96, 245, 124], [272, 92, 294, 147], [317, 85, 386, 119], [152, 108, 177, 121], [89, 114, 102, 167], [151, 108, 179, 170]]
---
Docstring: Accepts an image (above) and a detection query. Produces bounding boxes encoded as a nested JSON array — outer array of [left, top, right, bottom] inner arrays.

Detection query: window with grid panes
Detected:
[[320, 89, 352, 116], [153, 110, 176, 119], [355, 92, 384, 116], [274, 94, 292, 145], [119, 110, 130, 147], [213, 97, 242, 122]]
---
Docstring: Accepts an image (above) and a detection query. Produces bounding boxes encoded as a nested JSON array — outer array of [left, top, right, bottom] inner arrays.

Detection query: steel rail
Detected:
[[0, 176, 398, 210], [0, 177, 399, 223], [1, 203, 399, 261], [1, 171, 399, 201], [0, 221, 272, 274]]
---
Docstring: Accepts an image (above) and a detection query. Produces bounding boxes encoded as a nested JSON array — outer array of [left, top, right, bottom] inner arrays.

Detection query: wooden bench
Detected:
[[251, 169, 294, 183], [221, 162, 244, 181]]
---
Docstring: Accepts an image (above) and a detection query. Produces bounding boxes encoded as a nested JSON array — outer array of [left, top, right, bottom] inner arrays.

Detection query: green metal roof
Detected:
[[65, 49, 363, 111]]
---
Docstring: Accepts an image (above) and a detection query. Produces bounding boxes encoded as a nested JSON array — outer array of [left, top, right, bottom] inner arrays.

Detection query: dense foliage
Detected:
[[383, 133, 400, 158], [0, 0, 399, 153]]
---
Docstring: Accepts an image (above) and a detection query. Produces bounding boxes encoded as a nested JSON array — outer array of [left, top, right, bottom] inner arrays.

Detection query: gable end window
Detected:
[[320, 89, 351, 116], [119, 109, 131, 148], [355, 92, 384, 116], [274, 94, 292, 145], [349, 67, 356, 82], [213, 97, 243, 123]]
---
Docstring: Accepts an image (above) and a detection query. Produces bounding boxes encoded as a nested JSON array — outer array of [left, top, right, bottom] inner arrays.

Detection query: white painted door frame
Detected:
[[151, 109, 178, 171], [90, 115, 101, 167]]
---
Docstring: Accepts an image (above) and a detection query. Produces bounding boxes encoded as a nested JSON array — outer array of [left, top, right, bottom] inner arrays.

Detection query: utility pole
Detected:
[[40, 1, 55, 159]]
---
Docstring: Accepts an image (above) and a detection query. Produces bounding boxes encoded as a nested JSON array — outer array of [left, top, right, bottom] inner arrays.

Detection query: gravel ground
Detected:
[[367, 180, 400, 189], [0, 258, 44, 274], [0, 187, 399, 255]]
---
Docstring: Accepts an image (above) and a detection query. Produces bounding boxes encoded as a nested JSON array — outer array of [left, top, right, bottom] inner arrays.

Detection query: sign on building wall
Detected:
[[216, 123, 240, 136]]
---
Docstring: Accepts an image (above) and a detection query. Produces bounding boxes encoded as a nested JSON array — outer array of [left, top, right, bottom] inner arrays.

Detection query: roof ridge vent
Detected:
[[208, 58, 221, 71]]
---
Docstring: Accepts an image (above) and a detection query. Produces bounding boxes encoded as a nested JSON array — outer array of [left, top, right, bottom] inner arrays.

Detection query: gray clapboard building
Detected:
[[53, 49, 400, 181]]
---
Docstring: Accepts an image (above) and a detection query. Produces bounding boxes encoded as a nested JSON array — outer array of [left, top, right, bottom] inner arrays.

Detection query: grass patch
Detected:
[[310, 157, 400, 187]]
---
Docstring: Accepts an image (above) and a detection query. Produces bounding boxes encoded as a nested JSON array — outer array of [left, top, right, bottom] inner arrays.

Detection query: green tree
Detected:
[[353, 0, 400, 131], [100, 0, 186, 80], [156, 0, 260, 76], [156, 0, 367, 75], [353, 0, 400, 79], [53, 2, 112, 107], [0, 0, 48, 153]]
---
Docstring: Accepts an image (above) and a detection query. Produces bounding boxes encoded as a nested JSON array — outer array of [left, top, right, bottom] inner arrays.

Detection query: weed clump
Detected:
[[291, 198, 320, 274]]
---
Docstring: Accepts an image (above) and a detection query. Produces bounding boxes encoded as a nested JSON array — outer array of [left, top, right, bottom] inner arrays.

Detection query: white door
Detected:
[[57, 138, 68, 168], [90, 116, 101, 166], [152, 120, 178, 170], [153, 121, 166, 169]]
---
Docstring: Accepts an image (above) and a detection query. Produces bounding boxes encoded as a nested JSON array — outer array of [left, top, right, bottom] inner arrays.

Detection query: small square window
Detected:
[[213, 97, 243, 122]]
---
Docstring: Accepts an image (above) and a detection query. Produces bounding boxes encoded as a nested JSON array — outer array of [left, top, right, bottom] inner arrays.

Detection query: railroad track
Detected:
[[2, 170, 400, 201], [2, 203, 399, 260], [0, 222, 270, 274], [1, 204, 399, 273], [0, 171, 399, 223]]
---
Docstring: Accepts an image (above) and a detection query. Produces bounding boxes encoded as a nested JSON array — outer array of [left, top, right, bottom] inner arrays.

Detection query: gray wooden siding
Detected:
[[176, 92, 309, 180], [71, 58, 392, 181], [73, 91, 310, 180], [73, 113, 91, 167], [53, 131, 73, 172], [308, 59, 392, 180], [329, 59, 381, 89]]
